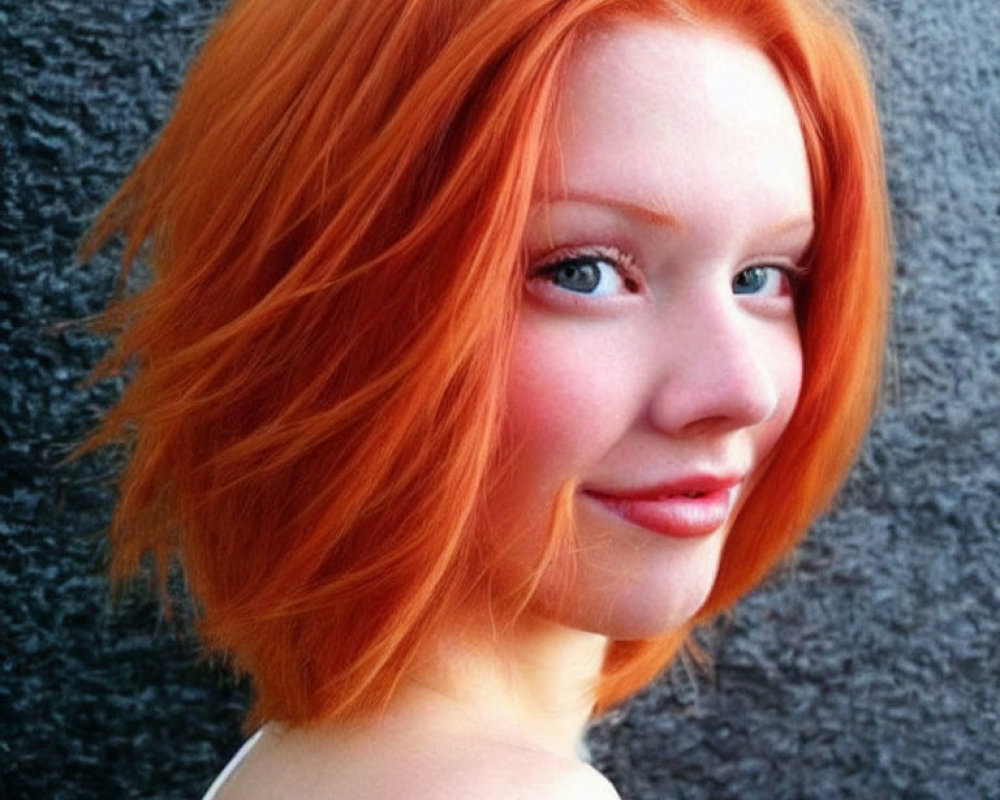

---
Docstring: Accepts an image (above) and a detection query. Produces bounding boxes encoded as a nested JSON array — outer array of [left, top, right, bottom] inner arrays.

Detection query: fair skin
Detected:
[[216, 19, 811, 800]]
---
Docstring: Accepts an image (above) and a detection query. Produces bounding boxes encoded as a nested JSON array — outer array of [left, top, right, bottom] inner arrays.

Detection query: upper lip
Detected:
[[583, 473, 745, 501]]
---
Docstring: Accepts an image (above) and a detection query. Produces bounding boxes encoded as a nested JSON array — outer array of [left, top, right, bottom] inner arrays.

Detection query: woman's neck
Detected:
[[393, 616, 609, 760]]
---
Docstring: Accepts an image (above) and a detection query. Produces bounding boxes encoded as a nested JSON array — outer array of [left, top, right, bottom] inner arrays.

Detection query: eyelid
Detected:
[[779, 260, 811, 280], [529, 243, 641, 285], [744, 257, 811, 284]]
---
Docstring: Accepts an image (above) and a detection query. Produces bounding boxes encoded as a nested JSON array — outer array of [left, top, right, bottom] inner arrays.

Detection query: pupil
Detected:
[[734, 267, 766, 293], [557, 260, 600, 292]]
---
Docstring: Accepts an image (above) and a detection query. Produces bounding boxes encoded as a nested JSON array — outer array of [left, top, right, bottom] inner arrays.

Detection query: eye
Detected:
[[539, 256, 620, 295], [732, 265, 792, 297], [529, 247, 640, 299]]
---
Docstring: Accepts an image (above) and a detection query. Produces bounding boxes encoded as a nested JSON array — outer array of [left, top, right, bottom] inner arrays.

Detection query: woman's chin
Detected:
[[527, 572, 716, 642]]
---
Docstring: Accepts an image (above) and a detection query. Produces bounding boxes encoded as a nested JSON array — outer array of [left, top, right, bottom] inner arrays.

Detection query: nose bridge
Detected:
[[647, 297, 779, 437]]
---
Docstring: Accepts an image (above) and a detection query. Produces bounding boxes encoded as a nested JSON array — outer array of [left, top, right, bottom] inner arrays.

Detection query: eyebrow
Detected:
[[549, 191, 684, 230], [539, 191, 815, 239], [763, 215, 815, 238]]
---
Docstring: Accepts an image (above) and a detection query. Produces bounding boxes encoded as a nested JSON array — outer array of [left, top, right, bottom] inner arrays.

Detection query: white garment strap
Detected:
[[201, 728, 266, 800]]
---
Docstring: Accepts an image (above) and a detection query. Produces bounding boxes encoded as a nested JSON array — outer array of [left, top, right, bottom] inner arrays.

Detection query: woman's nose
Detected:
[[645, 306, 786, 439]]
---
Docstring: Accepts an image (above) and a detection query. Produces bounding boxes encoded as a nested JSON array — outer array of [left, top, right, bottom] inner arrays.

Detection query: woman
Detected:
[[83, 0, 891, 796]]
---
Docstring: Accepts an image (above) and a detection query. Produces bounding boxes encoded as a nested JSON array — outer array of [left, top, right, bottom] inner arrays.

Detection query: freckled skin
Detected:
[[488, 22, 812, 639]]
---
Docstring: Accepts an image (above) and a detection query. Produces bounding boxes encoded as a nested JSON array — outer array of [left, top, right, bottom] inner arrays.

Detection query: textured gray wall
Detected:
[[2, 1, 997, 798]]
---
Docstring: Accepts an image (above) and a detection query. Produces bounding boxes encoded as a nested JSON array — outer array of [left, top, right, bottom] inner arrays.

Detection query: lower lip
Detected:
[[585, 487, 736, 539]]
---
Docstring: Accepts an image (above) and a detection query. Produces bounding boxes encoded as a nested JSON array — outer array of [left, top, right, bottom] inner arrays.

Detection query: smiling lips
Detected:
[[584, 475, 743, 539]]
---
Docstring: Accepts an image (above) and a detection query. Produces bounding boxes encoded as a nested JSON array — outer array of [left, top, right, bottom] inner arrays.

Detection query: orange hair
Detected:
[[83, 0, 890, 725]]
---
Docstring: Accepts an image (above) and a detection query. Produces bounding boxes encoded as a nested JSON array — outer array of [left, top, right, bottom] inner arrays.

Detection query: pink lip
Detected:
[[584, 474, 743, 539]]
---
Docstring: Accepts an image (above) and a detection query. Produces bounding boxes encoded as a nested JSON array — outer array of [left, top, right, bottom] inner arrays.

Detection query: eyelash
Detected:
[[527, 245, 807, 301], [732, 263, 798, 298], [529, 245, 642, 293]]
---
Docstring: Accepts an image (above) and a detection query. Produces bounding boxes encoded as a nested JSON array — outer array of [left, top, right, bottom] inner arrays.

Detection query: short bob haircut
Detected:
[[85, 0, 891, 726]]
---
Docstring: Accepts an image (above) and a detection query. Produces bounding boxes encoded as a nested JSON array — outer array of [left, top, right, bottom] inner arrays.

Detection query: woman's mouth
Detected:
[[583, 476, 742, 539]]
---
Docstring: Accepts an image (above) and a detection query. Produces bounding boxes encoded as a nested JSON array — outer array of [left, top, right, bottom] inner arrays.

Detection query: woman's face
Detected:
[[487, 21, 812, 639]]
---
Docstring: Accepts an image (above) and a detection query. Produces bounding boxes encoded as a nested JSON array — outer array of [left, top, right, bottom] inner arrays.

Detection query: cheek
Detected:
[[761, 324, 804, 454], [503, 315, 638, 473]]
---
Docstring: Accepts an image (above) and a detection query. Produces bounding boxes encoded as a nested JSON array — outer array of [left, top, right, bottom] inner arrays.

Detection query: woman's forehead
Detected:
[[534, 19, 813, 242]]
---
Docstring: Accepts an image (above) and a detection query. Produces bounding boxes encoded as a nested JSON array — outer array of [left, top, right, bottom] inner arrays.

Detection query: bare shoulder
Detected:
[[352, 729, 622, 800], [403, 744, 622, 800], [214, 722, 620, 800]]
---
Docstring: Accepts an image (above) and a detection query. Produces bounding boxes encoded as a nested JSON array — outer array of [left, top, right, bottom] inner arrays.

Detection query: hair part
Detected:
[[84, 0, 890, 725]]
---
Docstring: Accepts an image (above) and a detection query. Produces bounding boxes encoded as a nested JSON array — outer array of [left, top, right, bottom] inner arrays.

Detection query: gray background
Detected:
[[2, 0, 997, 798]]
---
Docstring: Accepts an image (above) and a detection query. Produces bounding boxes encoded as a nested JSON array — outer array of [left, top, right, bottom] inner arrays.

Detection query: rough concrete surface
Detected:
[[2, 0, 997, 798]]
